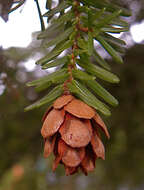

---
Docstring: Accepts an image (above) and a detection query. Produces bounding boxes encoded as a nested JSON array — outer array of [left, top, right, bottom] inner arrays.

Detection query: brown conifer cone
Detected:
[[41, 94, 110, 175]]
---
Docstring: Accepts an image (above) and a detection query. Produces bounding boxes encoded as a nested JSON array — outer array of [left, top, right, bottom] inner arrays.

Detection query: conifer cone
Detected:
[[41, 95, 110, 175]]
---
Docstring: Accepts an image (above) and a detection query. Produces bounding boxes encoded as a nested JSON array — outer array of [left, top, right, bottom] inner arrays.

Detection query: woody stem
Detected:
[[63, 0, 81, 94]]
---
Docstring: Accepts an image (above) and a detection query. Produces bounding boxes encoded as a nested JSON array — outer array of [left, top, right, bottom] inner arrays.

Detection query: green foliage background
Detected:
[[0, 0, 144, 190]]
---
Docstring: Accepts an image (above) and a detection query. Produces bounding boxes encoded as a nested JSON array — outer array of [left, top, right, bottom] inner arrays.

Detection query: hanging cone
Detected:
[[41, 95, 110, 175]]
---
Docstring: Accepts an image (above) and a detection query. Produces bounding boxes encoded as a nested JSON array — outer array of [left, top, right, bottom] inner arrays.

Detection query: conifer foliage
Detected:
[[23, 0, 130, 175], [25, 0, 130, 116]]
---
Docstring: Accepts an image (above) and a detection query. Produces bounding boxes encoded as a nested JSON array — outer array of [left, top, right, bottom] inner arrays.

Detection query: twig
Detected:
[[9, 0, 25, 13], [34, 0, 45, 31]]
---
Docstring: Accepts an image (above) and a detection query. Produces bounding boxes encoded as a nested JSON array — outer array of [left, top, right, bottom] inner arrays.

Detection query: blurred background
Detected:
[[0, 0, 144, 190]]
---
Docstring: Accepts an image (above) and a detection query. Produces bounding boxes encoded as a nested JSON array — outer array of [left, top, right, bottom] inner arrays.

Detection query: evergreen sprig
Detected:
[[25, 0, 131, 116]]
